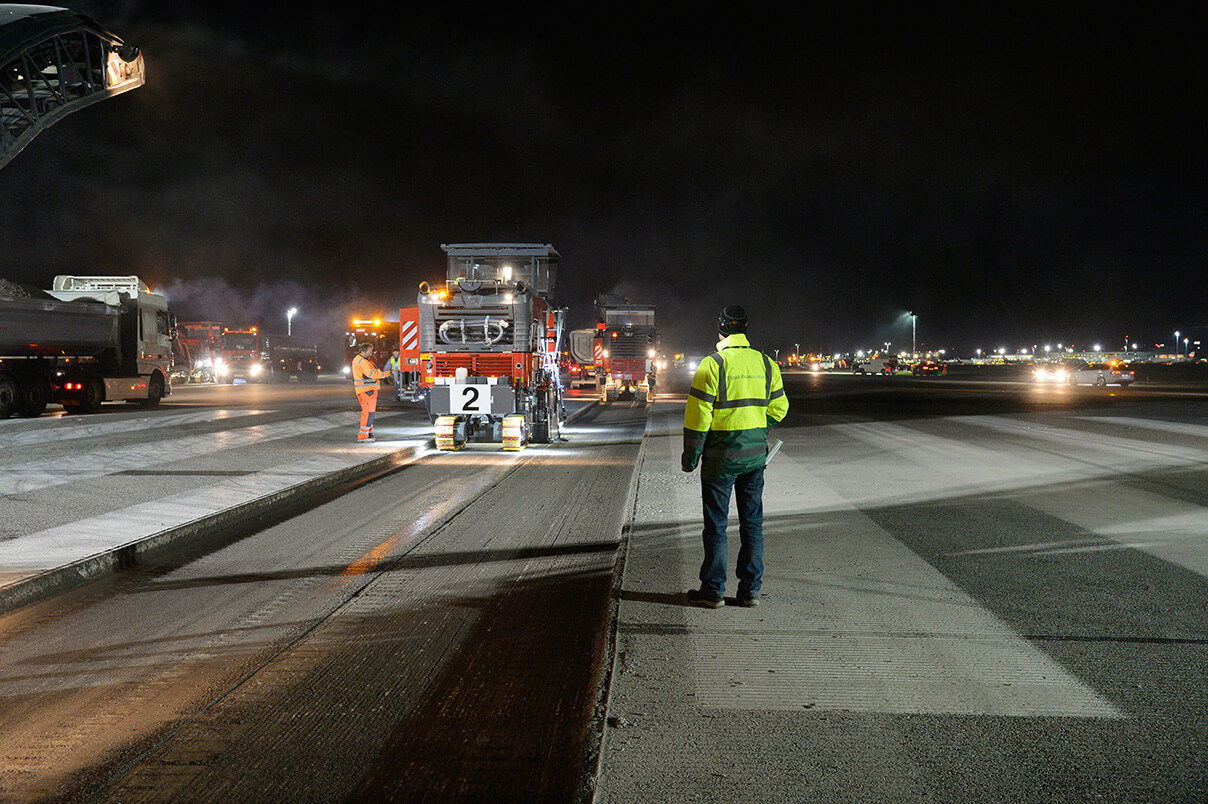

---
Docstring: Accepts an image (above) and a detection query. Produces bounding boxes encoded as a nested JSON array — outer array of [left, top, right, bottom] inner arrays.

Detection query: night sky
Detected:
[[2, 3, 1204, 359]]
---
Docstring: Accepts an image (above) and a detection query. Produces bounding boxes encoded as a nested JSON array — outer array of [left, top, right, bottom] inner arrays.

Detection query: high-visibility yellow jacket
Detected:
[[352, 354, 387, 394], [682, 333, 788, 478]]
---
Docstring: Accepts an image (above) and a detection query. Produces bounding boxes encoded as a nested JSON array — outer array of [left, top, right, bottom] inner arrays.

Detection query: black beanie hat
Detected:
[[718, 305, 748, 335]]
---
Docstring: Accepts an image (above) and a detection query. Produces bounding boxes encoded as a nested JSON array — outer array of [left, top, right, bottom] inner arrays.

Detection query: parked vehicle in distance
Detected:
[[853, 357, 898, 375], [912, 360, 946, 376], [1065, 359, 1135, 387]]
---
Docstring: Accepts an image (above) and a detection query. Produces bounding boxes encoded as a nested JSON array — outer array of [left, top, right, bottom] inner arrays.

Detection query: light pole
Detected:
[[287, 307, 298, 337], [1175, 331, 1180, 357], [907, 311, 916, 357]]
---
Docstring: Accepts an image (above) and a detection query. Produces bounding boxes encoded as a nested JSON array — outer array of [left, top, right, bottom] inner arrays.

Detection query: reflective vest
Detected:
[[682, 333, 788, 478], [352, 354, 386, 394], [387, 354, 401, 372]]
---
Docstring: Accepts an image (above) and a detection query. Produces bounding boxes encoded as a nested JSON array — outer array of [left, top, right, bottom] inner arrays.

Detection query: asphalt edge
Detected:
[[576, 400, 657, 803], [0, 398, 602, 619], [0, 443, 426, 618]]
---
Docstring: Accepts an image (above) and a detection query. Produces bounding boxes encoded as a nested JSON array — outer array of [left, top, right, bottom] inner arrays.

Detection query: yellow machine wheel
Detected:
[[435, 415, 467, 450], [502, 413, 528, 451]]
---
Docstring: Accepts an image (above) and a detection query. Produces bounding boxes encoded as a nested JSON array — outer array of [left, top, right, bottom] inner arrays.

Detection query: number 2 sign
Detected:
[[450, 384, 490, 414]]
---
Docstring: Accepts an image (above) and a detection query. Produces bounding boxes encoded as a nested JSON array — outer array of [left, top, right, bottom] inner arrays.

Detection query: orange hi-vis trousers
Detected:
[[357, 389, 378, 440]]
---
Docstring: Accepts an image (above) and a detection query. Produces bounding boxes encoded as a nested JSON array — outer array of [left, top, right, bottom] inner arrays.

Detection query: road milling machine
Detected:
[[417, 243, 566, 450], [587, 294, 658, 403]]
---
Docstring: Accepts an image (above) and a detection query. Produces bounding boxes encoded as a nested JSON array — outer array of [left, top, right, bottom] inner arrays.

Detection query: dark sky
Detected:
[[3, 3, 1205, 358]]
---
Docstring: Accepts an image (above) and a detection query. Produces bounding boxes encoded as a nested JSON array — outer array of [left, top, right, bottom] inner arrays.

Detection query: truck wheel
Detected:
[[142, 373, 164, 407], [81, 375, 105, 412], [0, 375, 16, 419], [17, 374, 50, 418]]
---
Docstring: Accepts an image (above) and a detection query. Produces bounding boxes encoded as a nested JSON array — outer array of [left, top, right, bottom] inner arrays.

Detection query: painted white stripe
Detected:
[[0, 410, 275, 449], [1078, 415, 1208, 440], [822, 417, 1208, 511], [997, 482, 1208, 580], [0, 413, 357, 496], [0, 448, 427, 577], [958, 415, 1208, 468], [689, 451, 1124, 717]]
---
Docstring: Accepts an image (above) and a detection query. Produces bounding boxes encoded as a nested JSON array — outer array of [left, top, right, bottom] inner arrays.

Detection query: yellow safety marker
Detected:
[[502, 413, 527, 451], [435, 415, 466, 450]]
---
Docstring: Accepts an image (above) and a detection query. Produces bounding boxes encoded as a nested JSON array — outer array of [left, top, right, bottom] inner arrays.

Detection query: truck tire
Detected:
[[81, 375, 104, 412], [17, 374, 50, 418], [142, 373, 165, 407], [0, 374, 16, 419]]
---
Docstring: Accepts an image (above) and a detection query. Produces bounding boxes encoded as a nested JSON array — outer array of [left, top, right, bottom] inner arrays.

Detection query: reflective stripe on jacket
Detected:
[[682, 333, 788, 479], [352, 354, 386, 394]]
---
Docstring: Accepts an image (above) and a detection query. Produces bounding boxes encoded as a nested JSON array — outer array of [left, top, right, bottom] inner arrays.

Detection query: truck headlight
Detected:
[[249, 364, 262, 376]]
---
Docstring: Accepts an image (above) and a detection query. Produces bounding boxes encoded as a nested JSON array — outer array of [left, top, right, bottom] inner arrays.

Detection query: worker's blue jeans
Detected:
[[699, 467, 765, 599]]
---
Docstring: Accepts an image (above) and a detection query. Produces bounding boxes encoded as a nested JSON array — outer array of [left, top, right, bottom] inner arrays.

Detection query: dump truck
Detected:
[[0, 275, 172, 417]]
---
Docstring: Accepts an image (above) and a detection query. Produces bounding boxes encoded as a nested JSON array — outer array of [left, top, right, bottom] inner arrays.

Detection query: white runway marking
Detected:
[[0, 413, 352, 496], [0, 409, 275, 449], [0, 448, 424, 577]]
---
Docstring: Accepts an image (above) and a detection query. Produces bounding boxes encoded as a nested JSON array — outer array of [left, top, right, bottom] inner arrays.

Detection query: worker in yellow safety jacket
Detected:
[[682, 305, 788, 608], [352, 342, 388, 443]]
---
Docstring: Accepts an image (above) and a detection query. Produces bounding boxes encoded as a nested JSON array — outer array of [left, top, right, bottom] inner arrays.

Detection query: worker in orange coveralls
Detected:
[[352, 342, 388, 443]]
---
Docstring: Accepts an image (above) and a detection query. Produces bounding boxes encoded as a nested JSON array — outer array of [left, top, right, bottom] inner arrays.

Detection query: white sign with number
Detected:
[[449, 384, 491, 414]]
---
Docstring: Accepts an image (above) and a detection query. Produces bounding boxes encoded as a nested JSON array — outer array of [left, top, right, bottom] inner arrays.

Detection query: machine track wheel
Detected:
[[503, 413, 528, 450], [435, 415, 467, 450]]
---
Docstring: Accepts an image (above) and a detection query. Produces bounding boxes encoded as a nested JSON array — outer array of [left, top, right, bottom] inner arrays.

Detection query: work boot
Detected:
[[686, 588, 724, 608]]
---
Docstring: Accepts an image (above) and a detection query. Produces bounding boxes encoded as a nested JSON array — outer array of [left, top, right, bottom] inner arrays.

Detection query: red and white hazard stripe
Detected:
[[399, 319, 419, 351]]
